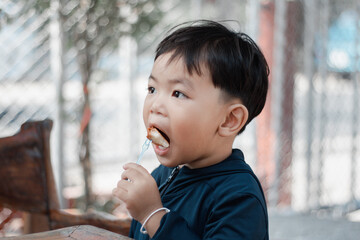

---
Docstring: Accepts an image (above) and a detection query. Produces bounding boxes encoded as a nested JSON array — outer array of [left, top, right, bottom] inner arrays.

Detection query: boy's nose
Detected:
[[149, 96, 167, 116]]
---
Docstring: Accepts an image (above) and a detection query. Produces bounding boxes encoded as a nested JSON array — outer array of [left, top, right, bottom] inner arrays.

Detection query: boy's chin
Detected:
[[157, 156, 179, 168]]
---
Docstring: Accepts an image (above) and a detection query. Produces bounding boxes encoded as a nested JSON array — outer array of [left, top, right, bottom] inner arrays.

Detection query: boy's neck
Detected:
[[184, 139, 234, 169]]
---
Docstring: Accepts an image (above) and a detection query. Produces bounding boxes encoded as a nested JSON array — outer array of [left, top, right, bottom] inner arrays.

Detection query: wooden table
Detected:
[[0, 225, 133, 240]]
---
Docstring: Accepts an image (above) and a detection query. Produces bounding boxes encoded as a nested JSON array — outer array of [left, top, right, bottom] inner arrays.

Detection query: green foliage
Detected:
[[61, 0, 163, 52], [1, 0, 164, 59], [53, 0, 165, 80]]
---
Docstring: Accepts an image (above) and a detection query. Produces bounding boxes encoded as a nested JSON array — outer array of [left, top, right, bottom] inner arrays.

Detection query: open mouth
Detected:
[[147, 126, 171, 148]]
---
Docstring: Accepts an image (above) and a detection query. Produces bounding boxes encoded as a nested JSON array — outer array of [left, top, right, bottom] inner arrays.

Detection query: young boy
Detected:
[[113, 20, 269, 239]]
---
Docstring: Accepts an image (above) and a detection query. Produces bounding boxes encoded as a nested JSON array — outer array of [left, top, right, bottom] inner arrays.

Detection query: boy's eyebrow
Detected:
[[149, 74, 194, 89], [148, 74, 156, 81]]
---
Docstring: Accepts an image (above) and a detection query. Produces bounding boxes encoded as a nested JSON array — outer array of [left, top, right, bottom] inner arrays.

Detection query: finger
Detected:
[[112, 187, 127, 202], [123, 162, 149, 175], [121, 167, 142, 181], [111, 190, 125, 204], [116, 179, 132, 190]]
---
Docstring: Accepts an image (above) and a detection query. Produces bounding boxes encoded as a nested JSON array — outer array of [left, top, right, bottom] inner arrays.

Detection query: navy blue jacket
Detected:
[[129, 149, 269, 240]]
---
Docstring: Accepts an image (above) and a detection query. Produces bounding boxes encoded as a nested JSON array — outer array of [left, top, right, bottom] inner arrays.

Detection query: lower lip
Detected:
[[153, 144, 170, 156]]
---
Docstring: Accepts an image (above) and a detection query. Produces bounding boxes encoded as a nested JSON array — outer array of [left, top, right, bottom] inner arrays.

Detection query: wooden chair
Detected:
[[0, 119, 131, 236], [3, 225, 133, 240]]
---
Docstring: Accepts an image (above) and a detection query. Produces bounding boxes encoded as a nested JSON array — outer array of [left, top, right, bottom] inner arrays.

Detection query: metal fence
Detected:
[[258, 0, 360, 215], [0, 0, 359, 216]]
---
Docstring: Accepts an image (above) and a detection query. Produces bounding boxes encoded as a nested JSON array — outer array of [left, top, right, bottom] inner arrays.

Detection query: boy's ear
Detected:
[[218, 103, 248, 137]]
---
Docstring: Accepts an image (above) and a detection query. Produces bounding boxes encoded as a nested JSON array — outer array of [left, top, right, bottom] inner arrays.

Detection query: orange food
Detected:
[[147, 127, 169, 148]]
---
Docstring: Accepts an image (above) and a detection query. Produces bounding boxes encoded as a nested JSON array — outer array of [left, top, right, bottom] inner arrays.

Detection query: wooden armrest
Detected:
[[6, 225, 133, 240], [50, 209, 131, 236]]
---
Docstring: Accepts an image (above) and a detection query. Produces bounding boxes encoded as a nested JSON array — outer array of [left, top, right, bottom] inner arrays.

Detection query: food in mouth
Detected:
[[147, 127, 170, 148]]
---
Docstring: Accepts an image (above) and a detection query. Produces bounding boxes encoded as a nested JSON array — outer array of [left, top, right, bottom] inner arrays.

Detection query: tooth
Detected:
[[158, 145, 168, 150]]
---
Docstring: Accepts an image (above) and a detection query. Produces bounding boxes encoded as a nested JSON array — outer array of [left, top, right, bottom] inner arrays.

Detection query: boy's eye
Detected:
[[172, 90, 187, 99], [147, 87, 156, 94]]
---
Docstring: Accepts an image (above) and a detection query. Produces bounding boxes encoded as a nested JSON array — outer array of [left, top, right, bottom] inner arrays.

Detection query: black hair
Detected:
[[155, 20, 269, 134]]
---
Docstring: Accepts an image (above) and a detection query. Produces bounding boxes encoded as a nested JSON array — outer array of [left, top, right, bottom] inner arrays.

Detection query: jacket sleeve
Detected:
[[151, 193, 267, 240]]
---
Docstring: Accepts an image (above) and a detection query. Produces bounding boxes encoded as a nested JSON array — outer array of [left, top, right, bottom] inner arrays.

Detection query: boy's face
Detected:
[[143, 52, 229, 169]]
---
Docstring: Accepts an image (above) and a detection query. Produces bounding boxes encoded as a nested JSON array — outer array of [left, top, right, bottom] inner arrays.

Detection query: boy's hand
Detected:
[[112, 163, 163, 224]]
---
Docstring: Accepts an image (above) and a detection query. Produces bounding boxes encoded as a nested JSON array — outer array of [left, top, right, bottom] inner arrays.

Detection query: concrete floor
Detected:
[[269, 210, 360, 240]]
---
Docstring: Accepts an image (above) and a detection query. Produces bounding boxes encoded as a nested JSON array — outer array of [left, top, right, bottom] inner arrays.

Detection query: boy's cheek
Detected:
[[142, 105, 149, 125]]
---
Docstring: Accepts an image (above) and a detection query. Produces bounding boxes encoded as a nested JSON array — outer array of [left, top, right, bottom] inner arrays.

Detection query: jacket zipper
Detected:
[[159, 166, 180, 196]]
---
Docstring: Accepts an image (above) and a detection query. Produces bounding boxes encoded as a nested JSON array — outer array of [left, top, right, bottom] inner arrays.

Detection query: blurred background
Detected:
[[0, 0, 359, 238]]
